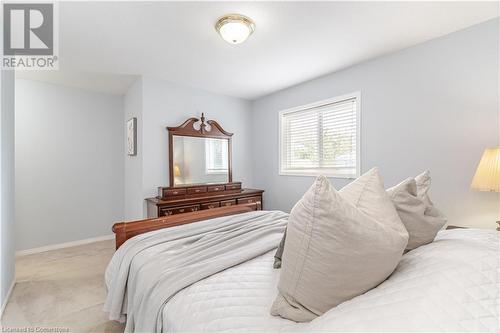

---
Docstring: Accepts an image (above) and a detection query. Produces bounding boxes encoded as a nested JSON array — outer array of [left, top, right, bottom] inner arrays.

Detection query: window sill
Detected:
[[279, 170, 358, 179]]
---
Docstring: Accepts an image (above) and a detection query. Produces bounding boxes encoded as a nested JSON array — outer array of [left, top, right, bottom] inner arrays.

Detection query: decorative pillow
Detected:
[[339, 167, 409, 239], [415, 170, 438, 208], [273, 229, 286, 269], [273, 232, 286, 268], [387, 171, 447, 251], [272, 167, 408, 268], [270, 174, 408, 322]]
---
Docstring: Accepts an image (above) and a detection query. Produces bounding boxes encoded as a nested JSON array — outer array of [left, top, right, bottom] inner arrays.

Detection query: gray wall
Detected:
[[122, 76, 253, 219], [142, 77, 254, 197], [252, 19, 500, 229], [1, 69, 15, 310], [124, 78, 144, 221], [15, 80, 125, 250]]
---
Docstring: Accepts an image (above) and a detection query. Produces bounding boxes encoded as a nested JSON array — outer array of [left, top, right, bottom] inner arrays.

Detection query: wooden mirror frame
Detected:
[[167, 114, 233, 187]]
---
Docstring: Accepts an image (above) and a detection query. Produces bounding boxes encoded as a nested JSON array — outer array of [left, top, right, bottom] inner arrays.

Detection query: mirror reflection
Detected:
[[172, 135, 229, 186]]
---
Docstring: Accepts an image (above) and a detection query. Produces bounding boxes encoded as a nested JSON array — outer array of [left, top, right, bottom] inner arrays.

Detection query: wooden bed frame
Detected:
[[112, 202, 261, 249]]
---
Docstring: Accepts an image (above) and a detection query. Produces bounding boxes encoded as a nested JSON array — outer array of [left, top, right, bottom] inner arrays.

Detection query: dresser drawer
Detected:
[[187, 186, 207, 195], [237, 196, 261, 205], [164, 188, 186, 197], [207, 185, 225, 193], [160, 204, 200, 216], [200, 202, 221, 210], [220, 199, 236, 207], [225, 184, 241, 191]]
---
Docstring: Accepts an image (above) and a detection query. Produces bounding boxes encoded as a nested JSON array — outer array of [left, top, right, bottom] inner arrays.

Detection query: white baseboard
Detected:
[[16, 234, 115, 257], [0, 279, 16, 320]]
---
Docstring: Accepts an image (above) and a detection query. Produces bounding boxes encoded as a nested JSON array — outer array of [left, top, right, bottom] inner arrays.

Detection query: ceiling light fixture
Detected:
[[215, 14, 255, 45]]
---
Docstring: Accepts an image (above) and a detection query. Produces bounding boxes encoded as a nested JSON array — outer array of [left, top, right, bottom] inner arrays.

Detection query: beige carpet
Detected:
[[1, 240, 124, 333]]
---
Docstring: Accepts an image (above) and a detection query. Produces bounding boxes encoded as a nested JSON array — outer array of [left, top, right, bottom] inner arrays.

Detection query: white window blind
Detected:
[[280, 94, 359, 178], [205, 138, 228, 174]]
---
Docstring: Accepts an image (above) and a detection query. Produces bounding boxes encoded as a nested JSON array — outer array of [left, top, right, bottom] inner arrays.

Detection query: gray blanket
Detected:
[[103, 210, 288, 333]]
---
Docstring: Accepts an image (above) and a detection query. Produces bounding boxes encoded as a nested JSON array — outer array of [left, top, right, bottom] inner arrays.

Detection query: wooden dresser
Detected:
[[145, 114, 264, 219], [146, 182, 264, 218]]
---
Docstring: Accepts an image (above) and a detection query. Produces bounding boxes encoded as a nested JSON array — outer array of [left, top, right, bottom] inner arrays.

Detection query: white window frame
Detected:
[[205, 138, 229, 175], [278, 92, 361, 179]]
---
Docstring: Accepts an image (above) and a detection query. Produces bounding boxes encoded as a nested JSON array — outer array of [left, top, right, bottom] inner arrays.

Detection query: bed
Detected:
[[105, 209, 500, 332]]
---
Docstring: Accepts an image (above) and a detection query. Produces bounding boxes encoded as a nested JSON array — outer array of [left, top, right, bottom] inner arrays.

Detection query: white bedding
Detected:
[[104, 211, 288, 332], [163, 228, 500, 332]]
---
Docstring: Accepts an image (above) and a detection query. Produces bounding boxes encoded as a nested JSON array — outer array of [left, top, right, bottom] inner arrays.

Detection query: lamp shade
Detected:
[[471, 147, 500, 192], [173, 165, 181, 177]]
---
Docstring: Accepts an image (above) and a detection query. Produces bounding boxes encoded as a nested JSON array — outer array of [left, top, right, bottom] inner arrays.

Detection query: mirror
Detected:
[[168, 114, 233, 187], [172, 136, 229, 186]]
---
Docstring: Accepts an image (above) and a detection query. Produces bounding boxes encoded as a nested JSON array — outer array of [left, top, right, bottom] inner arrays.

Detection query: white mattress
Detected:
[[163, 229, 500, 332]]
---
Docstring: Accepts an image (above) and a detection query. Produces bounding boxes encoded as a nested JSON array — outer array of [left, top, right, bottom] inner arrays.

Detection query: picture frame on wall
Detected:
[[127, 117, 137, 156]]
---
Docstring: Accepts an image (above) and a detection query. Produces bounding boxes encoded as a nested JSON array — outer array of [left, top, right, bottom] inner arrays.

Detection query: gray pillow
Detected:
[[270, 173, 408, 322], [273, 229, 286, 269], [387, 171, 447, 250], [274, 170, 446, 267]]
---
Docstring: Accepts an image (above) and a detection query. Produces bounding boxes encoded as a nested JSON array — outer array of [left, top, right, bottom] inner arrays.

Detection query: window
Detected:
[[205, 138, 228, 174], [279, 93, 360, 178]]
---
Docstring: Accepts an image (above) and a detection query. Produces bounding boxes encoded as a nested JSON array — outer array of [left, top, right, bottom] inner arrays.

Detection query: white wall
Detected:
[[252, 18, 500, 229], [123, 78, 143, 221], [122, 77, 253, 219], [15, 80, 125, 250], [1, 69, 15, 312], [14, 75, 254, 241]]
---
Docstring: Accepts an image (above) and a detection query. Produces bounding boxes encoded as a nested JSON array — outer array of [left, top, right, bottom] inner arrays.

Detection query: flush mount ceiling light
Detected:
[[215, 14, 255, 45]]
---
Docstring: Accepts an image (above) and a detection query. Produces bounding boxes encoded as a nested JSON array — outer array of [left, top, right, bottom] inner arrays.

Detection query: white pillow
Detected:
[[340, 167, 409, 239], [270, 173, 408, 322], [387, 171, 447, 251], [272, 168, 408, 268]]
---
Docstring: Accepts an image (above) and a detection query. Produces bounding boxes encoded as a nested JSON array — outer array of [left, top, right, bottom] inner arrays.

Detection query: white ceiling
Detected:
[[21, 1, 499, 99]]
